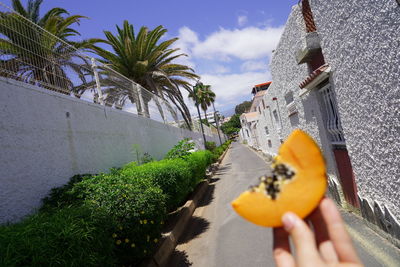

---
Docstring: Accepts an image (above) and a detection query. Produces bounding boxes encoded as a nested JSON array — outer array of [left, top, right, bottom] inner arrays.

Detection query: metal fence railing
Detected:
[[0, 1, 182, 126]]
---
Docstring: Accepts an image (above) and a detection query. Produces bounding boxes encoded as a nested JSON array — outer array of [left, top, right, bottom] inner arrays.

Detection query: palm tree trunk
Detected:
[[203, 109, 208, 125], [196, 104, 207, 149], [212, 102, 223, 145]]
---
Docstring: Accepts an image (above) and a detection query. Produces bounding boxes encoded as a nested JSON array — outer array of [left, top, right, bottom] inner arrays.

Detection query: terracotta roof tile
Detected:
[[299, 64, 330, 89], [301, 0, 317, 33], [254, 81, 272, 88]]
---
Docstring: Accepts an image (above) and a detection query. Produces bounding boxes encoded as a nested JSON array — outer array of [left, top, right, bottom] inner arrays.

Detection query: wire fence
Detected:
[[0, 1, 183, 126]]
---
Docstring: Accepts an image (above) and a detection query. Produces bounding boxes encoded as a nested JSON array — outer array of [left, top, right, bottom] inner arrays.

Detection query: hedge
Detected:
[[0, 139, 230, 266]]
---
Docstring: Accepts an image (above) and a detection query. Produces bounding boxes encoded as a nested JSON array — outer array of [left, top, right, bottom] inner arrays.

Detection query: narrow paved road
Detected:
[[167, 142, 400, 267]]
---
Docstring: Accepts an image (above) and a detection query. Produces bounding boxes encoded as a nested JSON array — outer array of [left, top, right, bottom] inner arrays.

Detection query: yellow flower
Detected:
[[119, 226, 123, 230], [125, 238, 129, 243], [141, 211, 144, 214], [123, 194, 126, 198], [150, 221, 154, 224], [154, 238, 158, 243], [131, 243, 136, 248], [147, 235, 150, 242], [143, 220, 147, 224], [139, 220, 143, 224], [160, 221, 164, 225], [116, 240, 122, 245], [144, 249, 147, 254], [112, 233, 117, 238]]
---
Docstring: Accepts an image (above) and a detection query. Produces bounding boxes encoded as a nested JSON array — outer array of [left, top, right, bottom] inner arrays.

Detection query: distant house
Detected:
[[240, 0, 400, 243]]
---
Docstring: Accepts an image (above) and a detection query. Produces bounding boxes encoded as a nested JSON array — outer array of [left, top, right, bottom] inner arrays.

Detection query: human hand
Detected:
[[273, 198, 363, 267]]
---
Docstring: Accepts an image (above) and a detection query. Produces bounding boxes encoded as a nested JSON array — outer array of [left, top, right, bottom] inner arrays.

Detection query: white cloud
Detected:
[[240, 60, 266, 72], [214, 65, 230, 74], [176, 25, 283, 62], [199, 71, 271, 109], [173, 26, 199, 68], [192, 26, 283, 61], [174, 25, 283, 112], [237, 15, 248, 27]]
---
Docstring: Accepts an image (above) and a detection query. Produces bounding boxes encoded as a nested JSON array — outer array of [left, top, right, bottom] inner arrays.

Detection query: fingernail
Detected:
[[282, 212, 297, 231]]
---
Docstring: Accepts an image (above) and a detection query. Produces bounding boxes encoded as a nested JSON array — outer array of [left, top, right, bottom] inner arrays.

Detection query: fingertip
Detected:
[[282, 212, 298, 232]]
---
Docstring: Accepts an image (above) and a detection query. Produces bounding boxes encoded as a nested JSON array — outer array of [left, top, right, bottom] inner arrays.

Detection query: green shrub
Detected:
[[185, 150, 213, 184], [2, 141, 219, 266], [165, 138, 194, 159], [205, 141, 216, 151], [73, 173, 167, 264], [121, 159, 192, 209], [141, 152, 154, 164], [41, 174, 93, 211], [0, 206, 116, 267]]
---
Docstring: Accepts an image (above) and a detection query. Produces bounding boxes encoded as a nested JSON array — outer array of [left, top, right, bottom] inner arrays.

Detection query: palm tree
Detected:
[[189, 82, 207, 148], [189, 83, 222, 144], [88, 21, 199, 128], [0, 0, 92, 95], [198, 84, 216, 123]]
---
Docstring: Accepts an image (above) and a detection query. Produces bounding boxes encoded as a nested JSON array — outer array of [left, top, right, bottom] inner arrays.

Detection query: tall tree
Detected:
[[196, 84, 216, 122], [89, 21, 199, 128], [0, 0, 92, 94], [235, 100, 252, 115]]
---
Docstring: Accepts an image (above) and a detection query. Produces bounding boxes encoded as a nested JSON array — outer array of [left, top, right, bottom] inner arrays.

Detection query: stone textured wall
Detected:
[[0, 78, 221, 223], [256, 5, 341, 183], [310, 0, 400, 219]]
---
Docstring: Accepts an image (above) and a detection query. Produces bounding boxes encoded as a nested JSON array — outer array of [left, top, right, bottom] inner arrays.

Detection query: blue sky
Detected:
[[4, 0, 296, 115]]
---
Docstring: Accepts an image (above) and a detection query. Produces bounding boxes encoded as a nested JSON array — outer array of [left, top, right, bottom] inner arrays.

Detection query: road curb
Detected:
[[142, 145, 231, 267]]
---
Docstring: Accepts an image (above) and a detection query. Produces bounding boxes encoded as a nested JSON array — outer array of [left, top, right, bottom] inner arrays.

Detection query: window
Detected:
[[268, 140, 272, 148], [258, 106, 261, 114], [246, 129, 250, 137], [265, 126, 269, 135], [273, 110, 280, 124], [285, 92, 294, 105], [289, 113, 300, 127], [319, 85, 345, 144], [285, 91, 298, 116], [262, 99, 266, 109]]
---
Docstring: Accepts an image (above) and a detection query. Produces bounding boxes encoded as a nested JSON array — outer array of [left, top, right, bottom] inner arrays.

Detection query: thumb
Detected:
[[282, 212, 321, 263]]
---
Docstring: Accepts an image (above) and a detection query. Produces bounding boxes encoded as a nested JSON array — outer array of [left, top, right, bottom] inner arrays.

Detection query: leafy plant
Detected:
[[221, 114, 241, 136], [185, 150, 213, 185], [0, 206, 117, 267], [141, 152, 154, 164], [165, 138, 195, 159], [131, 144, 142, 164], [205, 141, 216, 151], [131, 144, 154, 165], [72, 173, 167, 265], [121, 159, 192, 210], [41, 174, 93, 211]]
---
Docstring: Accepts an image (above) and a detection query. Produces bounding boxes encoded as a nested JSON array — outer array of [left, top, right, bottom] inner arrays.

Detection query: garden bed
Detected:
[[0, 139, 232, 266]]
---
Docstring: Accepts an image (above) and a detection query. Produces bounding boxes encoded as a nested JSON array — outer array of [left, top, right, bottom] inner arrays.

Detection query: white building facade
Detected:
[[240, 0, 400, 244]]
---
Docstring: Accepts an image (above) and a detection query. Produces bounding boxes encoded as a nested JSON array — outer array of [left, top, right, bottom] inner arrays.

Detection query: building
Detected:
[[193, 111, 222, 127], [240, 0, 400, 244]]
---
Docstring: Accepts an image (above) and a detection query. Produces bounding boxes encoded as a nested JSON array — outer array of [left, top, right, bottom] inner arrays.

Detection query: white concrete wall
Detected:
[[310, 0, 400, 219], [0, 78, 221, 223]]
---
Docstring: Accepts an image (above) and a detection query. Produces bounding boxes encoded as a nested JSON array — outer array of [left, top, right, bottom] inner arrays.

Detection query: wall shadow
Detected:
[[197, 184, 215, 207], [215, 163, 232, 175], [167, 250, 193, 266], [178, 216, 210, 245]]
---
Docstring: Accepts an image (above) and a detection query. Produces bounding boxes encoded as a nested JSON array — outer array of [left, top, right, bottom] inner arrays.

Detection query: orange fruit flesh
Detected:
[[231, 129, 327, 227]]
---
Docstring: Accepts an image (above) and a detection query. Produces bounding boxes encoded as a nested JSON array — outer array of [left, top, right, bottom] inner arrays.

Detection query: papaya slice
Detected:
[[231, 129, 327, 227]]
